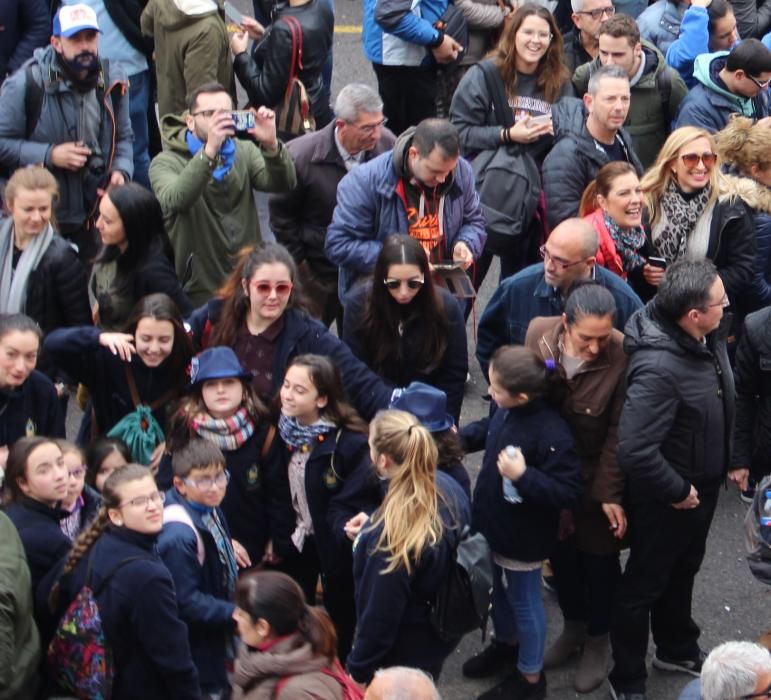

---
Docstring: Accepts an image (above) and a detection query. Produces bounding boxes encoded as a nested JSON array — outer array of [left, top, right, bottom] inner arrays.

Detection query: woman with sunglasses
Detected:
[[342, 235, 468, 423], [450, 4, 572, 282], [188, 242, 393, 420], [639, 126, 754, 304], [46, 464, 200, 699]]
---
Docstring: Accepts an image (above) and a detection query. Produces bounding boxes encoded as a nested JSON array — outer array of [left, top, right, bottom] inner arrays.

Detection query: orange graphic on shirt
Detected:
[[406, 207, 442, 257]]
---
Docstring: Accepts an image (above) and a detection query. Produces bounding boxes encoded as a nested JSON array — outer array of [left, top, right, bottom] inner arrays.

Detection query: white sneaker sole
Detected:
[[651, 656, 701, 677]]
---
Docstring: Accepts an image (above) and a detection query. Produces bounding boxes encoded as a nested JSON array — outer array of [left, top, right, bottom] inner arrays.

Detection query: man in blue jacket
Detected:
[[325, 118, 486, 303], [476, 219, 642, 377], [364, 0, 463, 135], [675, 39, 771, 131]]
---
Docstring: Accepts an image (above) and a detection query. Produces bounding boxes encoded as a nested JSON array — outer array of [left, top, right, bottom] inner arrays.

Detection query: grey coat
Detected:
[[0, 46, 134, 229]]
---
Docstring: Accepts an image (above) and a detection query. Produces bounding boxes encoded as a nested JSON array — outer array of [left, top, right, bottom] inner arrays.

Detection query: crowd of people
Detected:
[[0, 0, 770, 699]]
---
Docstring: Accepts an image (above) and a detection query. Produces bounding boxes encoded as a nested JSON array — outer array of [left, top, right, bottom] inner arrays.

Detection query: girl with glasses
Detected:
[[46, 463, 200, 700], [56, 439, 102, 541], [160, 346, 273, 568], [188, 242, 393, 420], [264, 354, 381, 661], [342, 235, 468, 423], [44, 293, 193, 469], [640, 126, 754, 304]]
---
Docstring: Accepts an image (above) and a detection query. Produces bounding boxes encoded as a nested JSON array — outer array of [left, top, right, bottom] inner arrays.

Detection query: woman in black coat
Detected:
[[46, 464, 200, 700], [187, 242, 393, 420], [229, 0, 334, 132], [92, 183, 192, 330], [342, 235, 468, 423]]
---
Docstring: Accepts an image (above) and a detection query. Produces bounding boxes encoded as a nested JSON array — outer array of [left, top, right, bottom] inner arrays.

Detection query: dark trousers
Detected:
[[372, 63, 437, 136], [550, 537, 621, 636], [608, 489, 719, 694]]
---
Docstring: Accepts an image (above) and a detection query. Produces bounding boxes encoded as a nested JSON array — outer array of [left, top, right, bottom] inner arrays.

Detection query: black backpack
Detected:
[[471, 61, 542, 248], [430, 526, 494, 642]]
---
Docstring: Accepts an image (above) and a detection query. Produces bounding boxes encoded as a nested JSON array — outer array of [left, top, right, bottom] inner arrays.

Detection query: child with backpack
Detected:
[[263, 354, 381, 661], [461, 345, 582, 700], [159, 346, 277, 566], [157, 439, 243, 699], [46, 463, 200, 700]]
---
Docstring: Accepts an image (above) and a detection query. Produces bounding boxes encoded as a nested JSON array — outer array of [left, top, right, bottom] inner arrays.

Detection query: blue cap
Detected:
[[390, 381, 454, 432], [190, 347, 252, 385], [53, 4, 100, 37]]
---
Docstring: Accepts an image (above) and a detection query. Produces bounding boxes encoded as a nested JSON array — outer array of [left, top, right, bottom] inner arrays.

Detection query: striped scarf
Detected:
[[192, 407, 255, 451]]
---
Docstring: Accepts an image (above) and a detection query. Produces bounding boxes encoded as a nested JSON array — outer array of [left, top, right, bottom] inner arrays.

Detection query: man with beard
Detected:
[[0, 4, 133, 261]]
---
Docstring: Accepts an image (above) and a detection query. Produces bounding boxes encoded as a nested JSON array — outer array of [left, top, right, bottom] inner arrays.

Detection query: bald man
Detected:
[[365, 667, 441, 700], [476, 219, 643, 377]]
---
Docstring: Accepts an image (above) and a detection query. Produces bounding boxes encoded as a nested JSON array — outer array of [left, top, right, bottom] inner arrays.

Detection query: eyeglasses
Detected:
[[705, 293, 730, 309], [183, 470, 231, 490], [119, 491, 165, 510], [250, 281, 293, 296], [518, 28, 553, 41], [747, 74, 771, 90], [190, 109, 218, 119], [680, 152, 717, 169], [383, 277, 424, 290], [741, 685, 771, 699], [576, 6, 615, 19], [539, 244, 586, 270], [69, 467, 86, 479], [347, 117, 387, 135]]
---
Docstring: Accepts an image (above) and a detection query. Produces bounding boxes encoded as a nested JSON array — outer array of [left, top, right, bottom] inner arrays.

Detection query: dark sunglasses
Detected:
[[680, 152, 717, 169], [383, 277, 424, 290]]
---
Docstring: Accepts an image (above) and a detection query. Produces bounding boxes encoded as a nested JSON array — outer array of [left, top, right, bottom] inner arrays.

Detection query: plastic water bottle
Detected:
[[502, 446, 523, 504], [761, 489, 771, 527]]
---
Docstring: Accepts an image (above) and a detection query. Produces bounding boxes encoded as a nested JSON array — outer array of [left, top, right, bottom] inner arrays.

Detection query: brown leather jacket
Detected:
[[525, 316, 628, 554]]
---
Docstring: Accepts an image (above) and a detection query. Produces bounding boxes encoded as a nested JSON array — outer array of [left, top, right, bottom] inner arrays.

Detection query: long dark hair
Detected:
[[235, 571, 337, 661], [358, 235, 448, 375], [281, 354, 367, 433], [84, 437, 131, 488], [3, 436, 61, 504], [123, 293, 193, 388], [95, 183, 175, 273], [210, 243, 307, 348], [491, 3, 569, 104]]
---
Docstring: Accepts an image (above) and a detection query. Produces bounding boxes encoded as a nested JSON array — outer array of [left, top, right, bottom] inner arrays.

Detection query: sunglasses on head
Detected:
[[250, 281, 293, 296], [680, 152, 717, 169], [383, 277, 424, 290]]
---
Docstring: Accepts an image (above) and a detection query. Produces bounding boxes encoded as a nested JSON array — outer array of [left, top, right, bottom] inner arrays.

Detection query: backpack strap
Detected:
[[478, 60, 514, 130], [24, 63, 45, 139], [163, 503, 206, 566], [657, 67, 673, 122], [261, 423, 277, 461], [123, 363, 177, 412]]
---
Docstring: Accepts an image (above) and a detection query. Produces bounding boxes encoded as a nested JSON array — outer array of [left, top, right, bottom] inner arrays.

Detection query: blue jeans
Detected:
[[128, 69, 151, 188], [491, 564, 546, 675]]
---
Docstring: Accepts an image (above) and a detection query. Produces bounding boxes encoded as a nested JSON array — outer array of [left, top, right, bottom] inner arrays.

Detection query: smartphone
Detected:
[[529, 113, 552, 126], [232, 110, 255, 131], [433, 261, 462, 271], [648, 256, 667, 269], [224, 1, 248, 32]]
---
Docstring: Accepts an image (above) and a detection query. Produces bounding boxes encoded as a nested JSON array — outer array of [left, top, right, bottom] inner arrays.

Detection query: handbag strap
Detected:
[[281, 16, 304, 100], [122, 363, 177, 412], [478, 60, 514, 130]]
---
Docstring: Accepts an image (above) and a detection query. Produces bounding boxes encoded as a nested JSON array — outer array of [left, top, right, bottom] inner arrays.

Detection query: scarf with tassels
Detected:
[[192, 407, 255, 451]]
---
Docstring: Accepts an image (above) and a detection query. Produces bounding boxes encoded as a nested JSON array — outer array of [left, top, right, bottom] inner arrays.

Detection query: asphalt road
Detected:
[[75, 6, 770, 698]]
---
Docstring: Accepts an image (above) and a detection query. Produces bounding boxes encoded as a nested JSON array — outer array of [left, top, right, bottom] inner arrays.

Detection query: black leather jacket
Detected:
[[233, 0, 333, 123]]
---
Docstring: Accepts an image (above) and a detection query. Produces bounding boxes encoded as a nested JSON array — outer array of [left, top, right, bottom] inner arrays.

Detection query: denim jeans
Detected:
[[128, 69, 151, 188], [491, 564, 546, 674]]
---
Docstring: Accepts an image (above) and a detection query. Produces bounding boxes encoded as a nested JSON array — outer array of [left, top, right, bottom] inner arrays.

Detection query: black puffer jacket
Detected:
[[542, 97, 644, 230], [619, 303, 734, 505], [233, 0, 333, 126]]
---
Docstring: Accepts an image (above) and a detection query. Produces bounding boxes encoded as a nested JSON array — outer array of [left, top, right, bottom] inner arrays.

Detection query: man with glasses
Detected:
[[158, 439, 241, 700], [269, 84, 395, 329], [563, 0, 616, 72], [476, 218, 642, 377], [676, 38, 771, 131], [609, 259, 744, 700], [149, 82, 296, 306], [678, 641, 771, 700]]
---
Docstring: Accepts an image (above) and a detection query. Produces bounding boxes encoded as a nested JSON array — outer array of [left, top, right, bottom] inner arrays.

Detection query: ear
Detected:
[[408, 145, 419, 160], [582, 93, 593, 111], [561, 312, 569, 330], [107, 507, 123, 527], [255, 617, 272, 639], [51, 36, 62, 52], [585, 255, 597, 268], [634, 42, 642, 57], [316, 394, 328, 410], [16, 476, 31, 497], [515, 392, 530, 405], [596, 193, 608, 211], [173, 475, 188, 497]]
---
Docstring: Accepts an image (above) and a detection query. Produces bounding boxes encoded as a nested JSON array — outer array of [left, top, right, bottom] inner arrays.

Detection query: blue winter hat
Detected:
[[390, 381, 454, 432], [190, 347, 251, 385]]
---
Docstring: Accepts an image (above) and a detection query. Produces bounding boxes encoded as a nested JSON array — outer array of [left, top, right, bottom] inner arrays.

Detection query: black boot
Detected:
[[462, 641, 520, 678]]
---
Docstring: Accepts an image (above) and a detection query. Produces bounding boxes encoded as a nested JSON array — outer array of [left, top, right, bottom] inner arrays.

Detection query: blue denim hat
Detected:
[[190, 347, 252, 385], [390, 381, 454, 432]]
